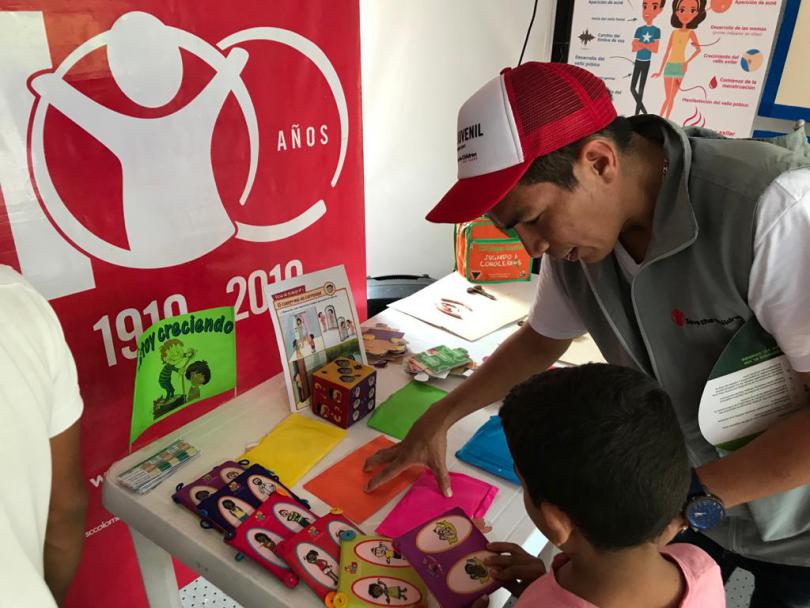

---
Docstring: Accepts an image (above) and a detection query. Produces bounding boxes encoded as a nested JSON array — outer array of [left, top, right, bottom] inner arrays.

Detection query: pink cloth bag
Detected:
[[376, 470, 498, 538]]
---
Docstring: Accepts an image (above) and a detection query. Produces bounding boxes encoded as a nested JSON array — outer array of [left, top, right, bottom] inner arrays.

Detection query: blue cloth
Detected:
[[634, 25, 661, 61], [456, 415, 519, 484]]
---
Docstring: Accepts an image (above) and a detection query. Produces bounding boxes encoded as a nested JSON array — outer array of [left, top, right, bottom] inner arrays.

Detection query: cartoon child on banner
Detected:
[[185, 360, 211, 402], [653, 0, 707, 119], [154, 339, 195, 412], [630, 0, 666, 115]]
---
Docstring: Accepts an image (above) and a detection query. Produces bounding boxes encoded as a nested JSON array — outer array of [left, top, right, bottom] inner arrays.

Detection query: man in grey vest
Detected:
[[365, 62, 810, 607]]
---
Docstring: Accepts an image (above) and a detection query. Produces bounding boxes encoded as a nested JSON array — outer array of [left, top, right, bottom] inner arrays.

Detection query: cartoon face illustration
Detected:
[[162, 339, 187, 365], [249, 475, 276, 499], [273, 502, 312, 532], [433, 520, 458, 544], [353, 577, 422, 605], [642, 0, 665, 23], [446, 551, 495, 594], [673, 0, 705, 27], [220, 466, 243, 483], [191, 485, 216, 505], [327, 520, 360, 545], [416, 515, 472, 554]]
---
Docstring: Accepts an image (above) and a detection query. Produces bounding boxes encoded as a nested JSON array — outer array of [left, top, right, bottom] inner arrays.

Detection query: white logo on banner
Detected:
[[1, 11, 348, 295]]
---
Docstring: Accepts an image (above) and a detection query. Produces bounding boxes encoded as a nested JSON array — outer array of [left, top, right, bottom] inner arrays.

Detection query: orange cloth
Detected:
[[303, 435, 423, 523]]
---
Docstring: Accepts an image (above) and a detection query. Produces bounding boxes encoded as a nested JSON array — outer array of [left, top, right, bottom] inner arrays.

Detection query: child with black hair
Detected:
[[484, 364, 724, 607]]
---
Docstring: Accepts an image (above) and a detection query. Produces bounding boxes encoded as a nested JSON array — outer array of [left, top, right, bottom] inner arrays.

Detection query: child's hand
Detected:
[[484, 542, 546, 597]]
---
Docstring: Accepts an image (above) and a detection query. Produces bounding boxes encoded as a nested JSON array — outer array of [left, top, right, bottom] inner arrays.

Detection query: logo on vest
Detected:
[[671, 308, 744, 328]]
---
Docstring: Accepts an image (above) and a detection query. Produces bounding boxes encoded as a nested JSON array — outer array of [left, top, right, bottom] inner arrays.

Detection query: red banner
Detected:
[[0, 2, 365, 605]]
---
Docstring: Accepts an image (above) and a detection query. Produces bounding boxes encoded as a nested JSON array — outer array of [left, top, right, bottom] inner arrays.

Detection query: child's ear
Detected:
[[539, 502, 574, 547]]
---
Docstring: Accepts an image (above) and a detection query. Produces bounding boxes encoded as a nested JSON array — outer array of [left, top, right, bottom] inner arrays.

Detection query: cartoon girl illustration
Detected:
[[346, 320, 355, 337], [368, 579, 408, 604], [292, 339, 303, 359], [338, 317, 348, 341], [254, 532, 276, 551], [307, 333, 316, 351], [221, 498, 250, 523], [305, 549, 339, 584], [652, 0, 707, 118], [318, 311, 328, 331], [433, 520, 459, 545]]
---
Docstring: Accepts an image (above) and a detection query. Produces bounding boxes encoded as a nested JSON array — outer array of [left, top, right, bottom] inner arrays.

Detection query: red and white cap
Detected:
[[426, 62, 617, 224]]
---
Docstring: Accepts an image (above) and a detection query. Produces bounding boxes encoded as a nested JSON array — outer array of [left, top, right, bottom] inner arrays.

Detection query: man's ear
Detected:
[[539, 501, 575, 547], [578, 138, 619, 184]]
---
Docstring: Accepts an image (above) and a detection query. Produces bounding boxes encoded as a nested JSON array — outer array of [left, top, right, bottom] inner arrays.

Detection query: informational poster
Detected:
[[266, 265, 366, 412], [130, 307, 236, 444], [0, 2, 365, 606], [569, 0, 783, 136], [698, 318, 810, 450]]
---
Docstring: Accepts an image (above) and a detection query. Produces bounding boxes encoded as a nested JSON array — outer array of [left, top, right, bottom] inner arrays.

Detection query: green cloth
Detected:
[[367, 382, 447, 440]]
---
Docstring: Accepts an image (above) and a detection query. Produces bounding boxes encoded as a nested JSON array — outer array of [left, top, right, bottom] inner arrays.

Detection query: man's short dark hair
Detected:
[[519, 116, 634, 191], [500, 363, 689, 551]]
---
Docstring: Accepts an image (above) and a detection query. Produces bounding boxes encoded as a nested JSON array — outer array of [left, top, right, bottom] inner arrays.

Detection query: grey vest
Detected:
[[549, 116, 810, 565]]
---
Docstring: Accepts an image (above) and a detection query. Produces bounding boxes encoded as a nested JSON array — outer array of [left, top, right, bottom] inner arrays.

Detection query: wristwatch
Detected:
[[683, 468, 726, 532]]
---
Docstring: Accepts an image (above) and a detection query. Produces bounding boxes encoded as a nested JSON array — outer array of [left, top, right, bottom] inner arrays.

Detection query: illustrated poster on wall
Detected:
[[0, 2, 365, 606], [267, 265, 366, 412], [569, 0, 783, 137]]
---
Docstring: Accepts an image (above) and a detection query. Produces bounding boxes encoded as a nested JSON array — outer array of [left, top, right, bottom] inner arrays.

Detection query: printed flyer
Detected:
[[130, 306, 237, 444], [569, 0, 783, 136], [698, 317, 809, 450], [266, 265, 366, 412]]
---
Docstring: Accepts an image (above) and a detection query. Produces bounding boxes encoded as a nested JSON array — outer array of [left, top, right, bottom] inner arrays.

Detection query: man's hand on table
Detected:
[[363, 403, 453, 496]]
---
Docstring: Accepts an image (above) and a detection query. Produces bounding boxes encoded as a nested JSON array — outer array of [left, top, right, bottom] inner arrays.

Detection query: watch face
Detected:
[[686, 496, 726, 531]]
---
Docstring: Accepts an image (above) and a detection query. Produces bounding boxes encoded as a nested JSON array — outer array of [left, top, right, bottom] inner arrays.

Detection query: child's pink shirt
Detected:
[[515, 543, 725, 607]]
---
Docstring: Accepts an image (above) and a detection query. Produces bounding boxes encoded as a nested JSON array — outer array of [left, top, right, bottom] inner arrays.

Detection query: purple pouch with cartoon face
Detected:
[[172, 461, 245, 512], [196, 476, 265, 535], [394, 507, 500, 608]]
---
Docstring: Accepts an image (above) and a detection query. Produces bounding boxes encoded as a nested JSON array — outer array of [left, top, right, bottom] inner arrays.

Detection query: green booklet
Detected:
[[698, 317, 809, 451], [130, 307, 237, 444]]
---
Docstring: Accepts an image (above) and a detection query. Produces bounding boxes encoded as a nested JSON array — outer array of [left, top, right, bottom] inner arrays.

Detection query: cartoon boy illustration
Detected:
[[254, 532, 276, 551], [433, 520, 459, 545], [464, 557, 490, 584], [185, 360, 211, 401], [305, 549, 339, 584], [279, 508, 312, 528], [221, 499, 249, 522], [156, 339, 195, 403], [307, 333, 316, 351], [371, 542, 401, 564], [292, 339, 303, 359], [630, 0, 666, 115], [193, 489, 211, 504], [368, 579, 408, 604], [251, 476, 276, 498], [318, 311, 328, 332]]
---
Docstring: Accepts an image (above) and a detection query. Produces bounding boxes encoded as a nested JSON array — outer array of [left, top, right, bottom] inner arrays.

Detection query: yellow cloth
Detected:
[[669, 29, 692, 63], [240, 413, 346, 486]]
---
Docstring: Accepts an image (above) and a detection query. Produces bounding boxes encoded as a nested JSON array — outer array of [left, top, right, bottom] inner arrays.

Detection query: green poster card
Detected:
[[130, 307, 236, 444]]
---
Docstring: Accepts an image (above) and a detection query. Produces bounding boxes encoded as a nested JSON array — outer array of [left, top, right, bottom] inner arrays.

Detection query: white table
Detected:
[[104, 305, 605, 608]]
